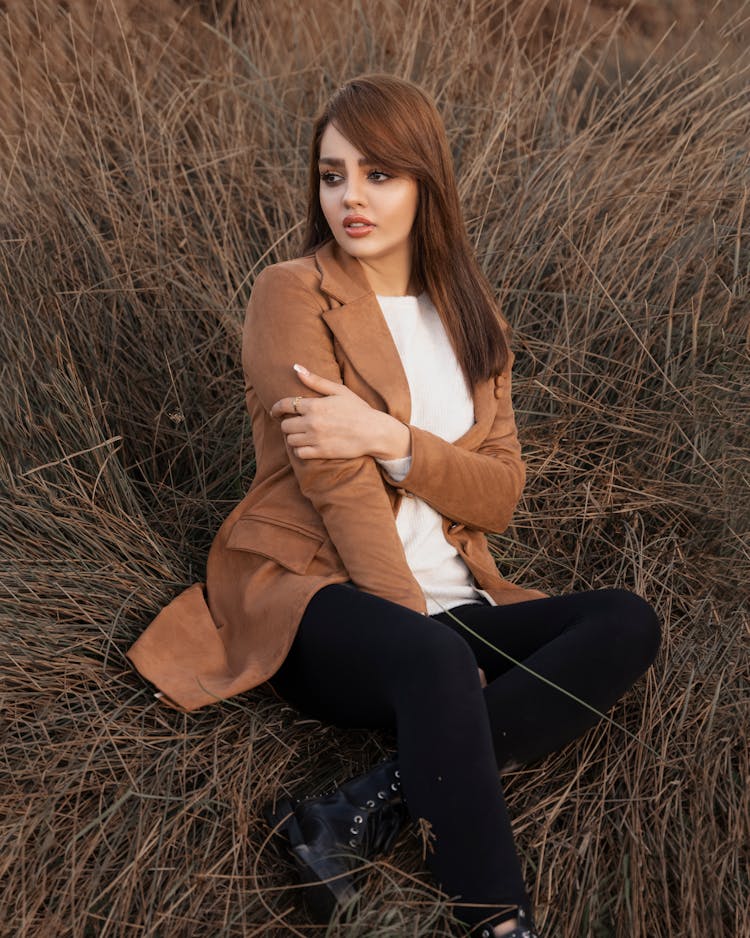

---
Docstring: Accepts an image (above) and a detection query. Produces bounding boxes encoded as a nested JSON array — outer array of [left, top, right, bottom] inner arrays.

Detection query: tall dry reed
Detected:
[[1, 1, 748, 936]]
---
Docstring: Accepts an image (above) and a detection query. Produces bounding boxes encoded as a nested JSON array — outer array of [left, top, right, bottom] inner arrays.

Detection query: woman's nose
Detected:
[[343, 178, 366, 207]]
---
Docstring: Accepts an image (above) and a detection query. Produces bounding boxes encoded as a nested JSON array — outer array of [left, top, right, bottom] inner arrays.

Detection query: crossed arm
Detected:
[[276, 364, 525, 535]]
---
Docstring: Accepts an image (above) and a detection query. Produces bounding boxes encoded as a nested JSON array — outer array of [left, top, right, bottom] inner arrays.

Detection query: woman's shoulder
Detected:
[[246, 252, 327, 318], [253, 253, 321, 292]]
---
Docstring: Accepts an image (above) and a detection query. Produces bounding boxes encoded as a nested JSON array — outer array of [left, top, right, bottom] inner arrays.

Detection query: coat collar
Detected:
[[312, 239, 496, 447], [314, 238, 372, 304]]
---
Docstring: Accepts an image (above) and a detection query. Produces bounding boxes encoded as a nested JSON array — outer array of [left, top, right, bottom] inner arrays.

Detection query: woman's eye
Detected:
[[319, 169, 392, 185]]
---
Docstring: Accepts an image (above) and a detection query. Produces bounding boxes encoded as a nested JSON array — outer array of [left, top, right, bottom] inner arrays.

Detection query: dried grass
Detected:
[[1, 1, 748, 936]]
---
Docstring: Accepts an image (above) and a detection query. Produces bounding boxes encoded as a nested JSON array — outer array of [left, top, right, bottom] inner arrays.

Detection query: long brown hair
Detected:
[[301, 73, 510, 384]]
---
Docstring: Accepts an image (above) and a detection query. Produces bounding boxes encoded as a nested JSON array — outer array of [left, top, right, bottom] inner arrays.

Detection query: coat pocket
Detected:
[[224, 514, 325, 575]]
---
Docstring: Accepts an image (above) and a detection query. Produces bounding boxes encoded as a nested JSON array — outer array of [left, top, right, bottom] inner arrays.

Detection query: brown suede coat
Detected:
[[125, 239, 546, 712]]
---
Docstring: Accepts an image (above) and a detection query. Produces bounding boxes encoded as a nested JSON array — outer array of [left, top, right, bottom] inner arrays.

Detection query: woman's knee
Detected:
[[594, 588, 662, 666]]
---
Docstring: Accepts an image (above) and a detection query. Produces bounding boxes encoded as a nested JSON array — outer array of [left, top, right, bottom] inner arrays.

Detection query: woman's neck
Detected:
[[357, 256, 418, 297]]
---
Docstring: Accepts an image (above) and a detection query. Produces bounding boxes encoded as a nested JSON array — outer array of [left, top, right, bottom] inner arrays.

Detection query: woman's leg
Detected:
[[269, 583, 530, 931], [432, 589, 661, 770]]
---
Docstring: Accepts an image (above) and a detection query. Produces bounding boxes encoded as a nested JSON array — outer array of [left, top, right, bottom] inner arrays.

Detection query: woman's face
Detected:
[[318, 122, 419, 280]]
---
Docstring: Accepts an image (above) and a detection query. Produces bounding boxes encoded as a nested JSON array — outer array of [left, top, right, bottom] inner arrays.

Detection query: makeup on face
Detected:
[[317, 123, 419, 289]]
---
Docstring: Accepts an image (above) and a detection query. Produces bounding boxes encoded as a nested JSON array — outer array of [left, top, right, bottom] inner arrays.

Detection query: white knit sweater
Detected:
[[373, 291, 498, 615]]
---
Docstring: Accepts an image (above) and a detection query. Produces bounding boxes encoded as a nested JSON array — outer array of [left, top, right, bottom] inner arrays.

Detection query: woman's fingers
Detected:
[[269, 365, 346, 419], [270, 396, 312, 420], [269, 364, 376, 460], [293, 363, 345, 394]]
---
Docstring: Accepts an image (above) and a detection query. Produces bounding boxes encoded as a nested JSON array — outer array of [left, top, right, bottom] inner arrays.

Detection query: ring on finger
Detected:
[[292, 395, 303, 414]]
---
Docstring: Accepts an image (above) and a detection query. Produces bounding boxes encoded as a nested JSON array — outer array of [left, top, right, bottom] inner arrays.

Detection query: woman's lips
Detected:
[[343, 222, 376, 238]]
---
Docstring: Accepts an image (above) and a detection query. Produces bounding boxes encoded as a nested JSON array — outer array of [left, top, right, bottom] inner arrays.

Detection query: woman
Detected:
[[126, 75, 661, 937]]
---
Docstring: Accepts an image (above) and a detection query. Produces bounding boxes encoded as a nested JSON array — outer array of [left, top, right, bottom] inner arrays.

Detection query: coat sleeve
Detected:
[[381, 352, 526, 534], [242, 264, 427, 614]]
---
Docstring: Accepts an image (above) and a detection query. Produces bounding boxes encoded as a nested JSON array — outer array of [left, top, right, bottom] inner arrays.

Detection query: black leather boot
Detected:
[[264, 756, 410, 922], [469, 904, 542, 938]]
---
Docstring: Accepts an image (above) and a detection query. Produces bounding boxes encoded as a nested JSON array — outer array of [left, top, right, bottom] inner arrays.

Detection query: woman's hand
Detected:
[[270, 364, 391, 460]]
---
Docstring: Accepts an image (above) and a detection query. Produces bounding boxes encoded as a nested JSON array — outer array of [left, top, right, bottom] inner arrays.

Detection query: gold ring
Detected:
[[292, 396, 302, 413]]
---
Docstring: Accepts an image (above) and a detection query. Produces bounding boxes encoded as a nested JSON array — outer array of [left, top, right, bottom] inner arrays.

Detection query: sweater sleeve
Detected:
[[242, 265, 427, 613], [387, 354, 526, 534], [375, 455, 412, 482]]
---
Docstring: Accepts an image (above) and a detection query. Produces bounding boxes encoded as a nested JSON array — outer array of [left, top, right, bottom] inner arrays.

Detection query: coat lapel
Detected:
[[313, 240, 496, 448]]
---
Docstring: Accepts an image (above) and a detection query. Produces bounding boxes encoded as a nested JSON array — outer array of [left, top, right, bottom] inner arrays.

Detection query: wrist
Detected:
[[371, 413, 412, 460]]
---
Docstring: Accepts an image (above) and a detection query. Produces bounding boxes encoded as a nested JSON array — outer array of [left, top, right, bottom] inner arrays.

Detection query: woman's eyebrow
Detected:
[[318, 156, 374, 167]]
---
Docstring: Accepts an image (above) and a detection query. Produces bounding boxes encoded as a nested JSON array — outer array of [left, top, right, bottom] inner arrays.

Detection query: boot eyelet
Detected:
[[377, 791, 386, 799], [366, 799, 375, 807], [390, 782, 398, 791], [353, 815, 363, 823], [394, 769, 400, 778], [350, 825, 359, 835], [348, 838, 357, 847]]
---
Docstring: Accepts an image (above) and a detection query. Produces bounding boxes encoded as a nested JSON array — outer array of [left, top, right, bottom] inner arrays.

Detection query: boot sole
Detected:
[[264, 797, 361, 922]]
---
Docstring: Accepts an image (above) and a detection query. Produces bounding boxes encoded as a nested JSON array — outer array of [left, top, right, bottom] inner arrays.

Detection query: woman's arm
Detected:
[[243, 264, 427, 613], [380, 364, 525, 534], [287, 357, 526, 536]]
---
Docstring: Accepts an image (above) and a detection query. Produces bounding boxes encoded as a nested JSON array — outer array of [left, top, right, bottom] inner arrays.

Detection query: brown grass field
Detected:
[[1, 1, 748, 935]]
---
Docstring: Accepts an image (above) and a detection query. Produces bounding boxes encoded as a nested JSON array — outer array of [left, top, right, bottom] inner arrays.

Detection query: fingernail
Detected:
[[293, 363, 310, 376]]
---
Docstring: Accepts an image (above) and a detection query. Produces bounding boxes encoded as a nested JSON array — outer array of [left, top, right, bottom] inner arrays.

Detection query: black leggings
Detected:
[[268, 585, 661, 932]]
